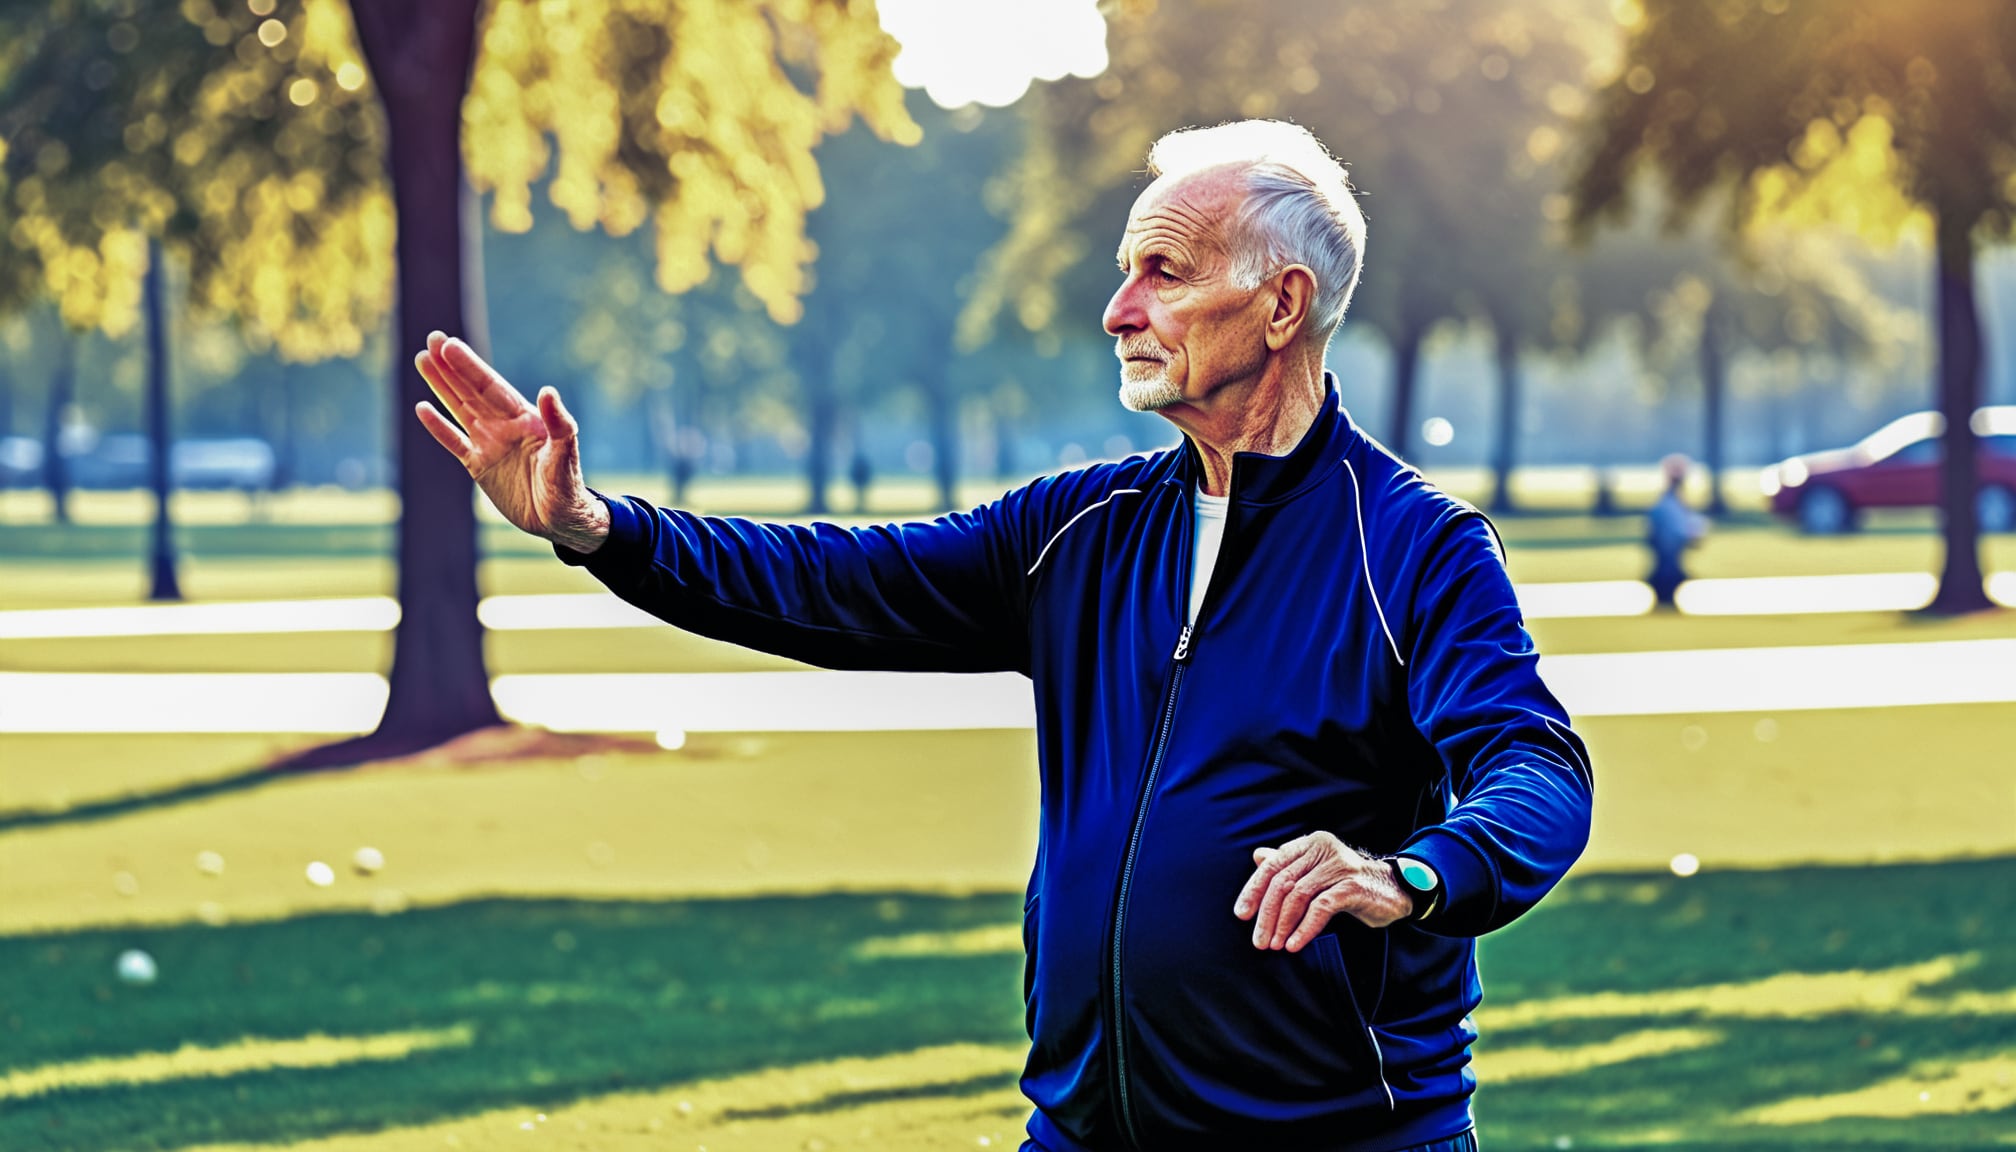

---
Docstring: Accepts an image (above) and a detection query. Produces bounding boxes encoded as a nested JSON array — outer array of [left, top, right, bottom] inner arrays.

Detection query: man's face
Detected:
[[1103, 168, 1274, 414]]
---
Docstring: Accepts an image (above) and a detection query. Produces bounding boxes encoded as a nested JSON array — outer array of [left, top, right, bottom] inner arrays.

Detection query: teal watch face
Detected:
[[1398, 858, 1438, 892]]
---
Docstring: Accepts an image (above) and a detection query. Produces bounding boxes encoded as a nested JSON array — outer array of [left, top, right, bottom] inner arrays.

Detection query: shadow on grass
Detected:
[[0, 891, 1029, 1152], [0, 766, 284, 834], [2, 861, 2012, 1151], [1466, 855, 2016, 1151], [714, 1069, 1021, 1123]]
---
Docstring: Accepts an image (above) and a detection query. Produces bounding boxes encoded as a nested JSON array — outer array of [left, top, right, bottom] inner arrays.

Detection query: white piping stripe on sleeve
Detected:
[[1026, 489, 1142, 577], [1344, 461, 1406, 668]]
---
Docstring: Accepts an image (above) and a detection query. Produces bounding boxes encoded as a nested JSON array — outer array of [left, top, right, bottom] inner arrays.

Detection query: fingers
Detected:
[[436, 331, 533, 417], [1236, 835, 1367, 952], [538, 386, 578, 444], [536, 386, 583, 488], [1234, 847, 1282, 921], [415, 347, 478, 430], [1269, 864, 1330, 950], [415, 401, 474, 466], [1281, 892, 1338, 952], [1248, 839, 1318, 950]]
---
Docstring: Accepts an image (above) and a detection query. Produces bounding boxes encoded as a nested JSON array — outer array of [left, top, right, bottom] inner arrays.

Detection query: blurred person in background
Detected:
[[1647, 453, 1708, 608], [412, 119, 1591, 1152]]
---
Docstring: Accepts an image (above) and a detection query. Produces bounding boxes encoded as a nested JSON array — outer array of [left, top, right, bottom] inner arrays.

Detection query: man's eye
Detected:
[[1157, 268, 1180, 283]]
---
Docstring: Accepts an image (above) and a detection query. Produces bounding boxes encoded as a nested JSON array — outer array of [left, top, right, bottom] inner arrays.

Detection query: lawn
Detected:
[[4, 487, 2015, 1149], [1, 853, 2009, 1151], [1, 709, 2011, 1148], [5, 698, 2015, 902]]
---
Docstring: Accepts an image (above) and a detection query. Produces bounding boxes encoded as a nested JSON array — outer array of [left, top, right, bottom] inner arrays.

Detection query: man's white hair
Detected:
[[1145, 120, 1367, 339]]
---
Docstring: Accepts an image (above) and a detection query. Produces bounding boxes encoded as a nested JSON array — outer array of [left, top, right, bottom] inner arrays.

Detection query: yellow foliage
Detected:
[[6, 0, 909, 345], [465, 0, 917, 324], [2, 0, 390, 353], [1746, 114, 1929, 248]]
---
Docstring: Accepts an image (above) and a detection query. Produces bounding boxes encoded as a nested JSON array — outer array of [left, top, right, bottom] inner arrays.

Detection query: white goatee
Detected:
[[1118, 362, 1183, 412]]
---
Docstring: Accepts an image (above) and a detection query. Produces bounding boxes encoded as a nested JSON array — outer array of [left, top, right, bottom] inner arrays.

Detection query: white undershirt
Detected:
[[1189, 489, 1230, 626]]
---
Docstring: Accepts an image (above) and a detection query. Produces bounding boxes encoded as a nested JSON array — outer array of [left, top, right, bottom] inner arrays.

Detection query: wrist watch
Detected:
[[1385, 855, 1442, 923]]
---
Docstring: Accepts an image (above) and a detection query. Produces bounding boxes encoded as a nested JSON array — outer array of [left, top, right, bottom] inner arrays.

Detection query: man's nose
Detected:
[[1103, 275, 1146, 337]]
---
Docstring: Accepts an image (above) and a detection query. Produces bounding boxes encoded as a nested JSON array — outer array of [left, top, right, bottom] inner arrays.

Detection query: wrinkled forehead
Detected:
[[1117, 165, 1248, 260]]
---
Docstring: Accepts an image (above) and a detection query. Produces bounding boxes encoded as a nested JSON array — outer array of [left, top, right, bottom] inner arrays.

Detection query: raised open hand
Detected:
[[413, 331, 609, 553]]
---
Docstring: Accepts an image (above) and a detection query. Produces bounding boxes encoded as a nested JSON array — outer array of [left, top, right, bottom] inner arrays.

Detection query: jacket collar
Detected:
[[1171, 371, 1356, 506]]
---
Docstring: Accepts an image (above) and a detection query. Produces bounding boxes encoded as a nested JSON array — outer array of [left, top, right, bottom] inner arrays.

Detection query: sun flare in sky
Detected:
[[877, 0, 1109, 109]]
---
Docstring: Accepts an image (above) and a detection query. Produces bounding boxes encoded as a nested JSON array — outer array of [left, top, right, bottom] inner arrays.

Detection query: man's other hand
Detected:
[[413, 331, 610, 554], [1233, 831, 1413, 950]]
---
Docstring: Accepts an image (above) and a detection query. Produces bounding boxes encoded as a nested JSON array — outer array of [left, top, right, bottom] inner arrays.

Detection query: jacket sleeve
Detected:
[[1393, 510, 1594, 937], [551, 486, 1037, 673]]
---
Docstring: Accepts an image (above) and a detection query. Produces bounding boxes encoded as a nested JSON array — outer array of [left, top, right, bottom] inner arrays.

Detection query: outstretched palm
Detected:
[[413, 332, 596, 543]]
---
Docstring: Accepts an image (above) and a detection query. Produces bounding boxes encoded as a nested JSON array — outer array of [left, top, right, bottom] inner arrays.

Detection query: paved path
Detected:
[[6, 636, 2016, 733], [5, 572, 2014, 639]]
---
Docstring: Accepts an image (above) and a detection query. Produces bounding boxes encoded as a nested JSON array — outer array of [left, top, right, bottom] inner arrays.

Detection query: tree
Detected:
[[2, 0, 917, 763], [0, 0, 391, 590], [794, 94, 1015, 512], [43, 331, 78, 522], [1568, 0, 2016, 612], [141, 236, 179, 599], [969, 0, 1614, 460], [1557, 211, 1892, 514], [565, 257, 797, 505]]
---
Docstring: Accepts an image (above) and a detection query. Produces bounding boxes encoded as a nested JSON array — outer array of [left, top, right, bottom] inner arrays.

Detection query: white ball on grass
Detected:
[[305, 861, 336, 887], [352, 846, 385, 875], [116, 949, 157, 985]]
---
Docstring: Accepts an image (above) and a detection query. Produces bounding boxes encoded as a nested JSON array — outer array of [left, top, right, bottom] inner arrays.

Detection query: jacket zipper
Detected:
[[1112, 620, 1192, 1148]]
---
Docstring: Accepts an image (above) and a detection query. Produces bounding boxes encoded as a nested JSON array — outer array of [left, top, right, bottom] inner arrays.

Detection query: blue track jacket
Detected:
[[554, 377, 1595, 1151]]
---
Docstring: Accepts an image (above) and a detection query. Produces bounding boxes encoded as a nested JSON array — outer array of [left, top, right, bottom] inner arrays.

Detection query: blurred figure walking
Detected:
[[1647, 453, 1708, 608]]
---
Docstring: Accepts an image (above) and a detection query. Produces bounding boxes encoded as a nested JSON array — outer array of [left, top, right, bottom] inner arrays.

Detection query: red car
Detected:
[[1762, 406, 2016, 534]]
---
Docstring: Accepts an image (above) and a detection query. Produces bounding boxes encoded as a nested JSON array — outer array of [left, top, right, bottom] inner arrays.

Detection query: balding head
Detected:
[[1144, 120, 1367, 340]]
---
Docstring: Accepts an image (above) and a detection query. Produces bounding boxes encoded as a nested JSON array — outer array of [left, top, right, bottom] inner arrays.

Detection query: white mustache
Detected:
[[1117, 343, 1167, 362]]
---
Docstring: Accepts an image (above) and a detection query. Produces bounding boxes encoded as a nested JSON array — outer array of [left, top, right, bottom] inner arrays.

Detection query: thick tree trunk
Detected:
[[43, 332, 75, 525], [144, 239, 181, 602], [1699, 306, 1729, 517], [1927, 208, 1992, 614], [1388, 326, 1423, 460], [278, 0, 498, 769], [1489, 324, 1520, 514]]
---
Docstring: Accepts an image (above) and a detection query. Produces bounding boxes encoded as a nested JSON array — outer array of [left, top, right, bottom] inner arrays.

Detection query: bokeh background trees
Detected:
[[3, 4, 2015, 1144]]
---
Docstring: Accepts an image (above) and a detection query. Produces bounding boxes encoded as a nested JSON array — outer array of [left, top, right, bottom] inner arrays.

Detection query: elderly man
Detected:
[[414, 119, 1592, 1152]]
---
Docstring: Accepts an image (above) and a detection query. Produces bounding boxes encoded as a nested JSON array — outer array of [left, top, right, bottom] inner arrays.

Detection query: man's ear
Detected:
[[1265, 265, 1317, 352]]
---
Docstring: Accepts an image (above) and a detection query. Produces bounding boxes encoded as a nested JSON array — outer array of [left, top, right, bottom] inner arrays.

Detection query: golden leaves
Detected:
[[465, 0, 917, 324], [196, 178, 395, 362], [6, 0, 910, 349], [1748, 115, 1927, 247], [1, 0, 390, 353]]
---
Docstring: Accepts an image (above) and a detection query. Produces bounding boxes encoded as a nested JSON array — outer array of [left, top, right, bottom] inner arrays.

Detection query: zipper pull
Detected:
[[1173, 624, 1193, 663]]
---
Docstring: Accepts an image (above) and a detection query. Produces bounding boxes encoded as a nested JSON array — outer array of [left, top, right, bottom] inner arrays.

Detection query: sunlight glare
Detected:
[[878, 0, 1108, 109]]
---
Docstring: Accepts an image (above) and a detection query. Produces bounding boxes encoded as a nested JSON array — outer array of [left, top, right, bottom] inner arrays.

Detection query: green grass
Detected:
[[0, 891, 1030, 1151], [1466, 857, 2016, 1150], [1, 859, 2010, 1150], [1, 521, 2007, 598], [4, 482, 2014, 1147]]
